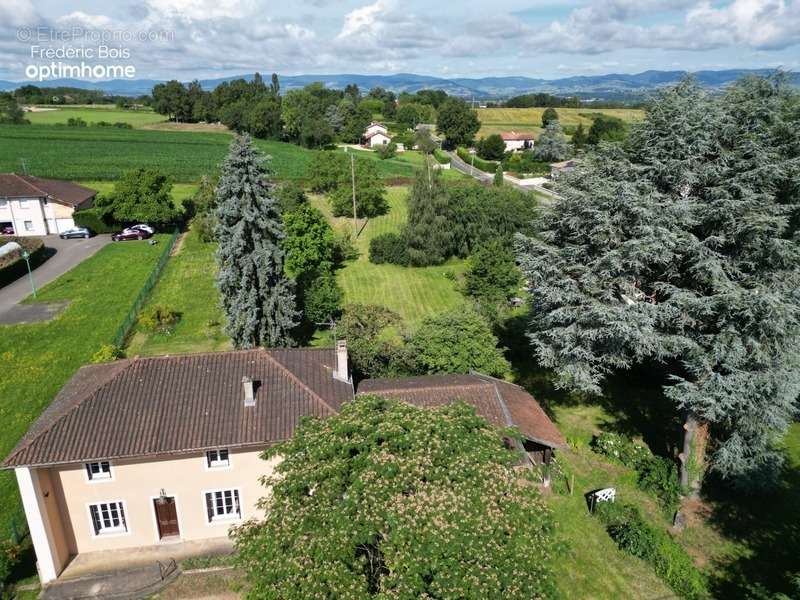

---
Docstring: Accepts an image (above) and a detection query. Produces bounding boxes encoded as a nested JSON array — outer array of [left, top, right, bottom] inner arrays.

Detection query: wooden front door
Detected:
[[154, 497, 179, 539]]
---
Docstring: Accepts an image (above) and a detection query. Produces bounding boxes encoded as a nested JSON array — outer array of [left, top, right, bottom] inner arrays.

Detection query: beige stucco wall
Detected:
[[43, 202, 75, 220], [42, 447, 278, 556]]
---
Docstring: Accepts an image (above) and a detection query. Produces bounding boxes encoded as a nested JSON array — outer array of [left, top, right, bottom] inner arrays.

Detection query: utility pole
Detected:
[[350, 153, 357, 236]]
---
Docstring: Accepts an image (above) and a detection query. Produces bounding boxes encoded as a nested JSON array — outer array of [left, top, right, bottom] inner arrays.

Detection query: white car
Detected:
[[129, 224, 155, 235]]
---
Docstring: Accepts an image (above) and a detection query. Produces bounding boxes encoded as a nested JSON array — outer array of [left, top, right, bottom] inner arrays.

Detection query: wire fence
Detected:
[[5, 505, 28, 545], [111, 228, 180, 348]]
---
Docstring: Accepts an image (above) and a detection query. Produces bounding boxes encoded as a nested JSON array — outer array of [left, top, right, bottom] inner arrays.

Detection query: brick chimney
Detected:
[[334, 339, 350, 382], [242, 376, 255, 407]]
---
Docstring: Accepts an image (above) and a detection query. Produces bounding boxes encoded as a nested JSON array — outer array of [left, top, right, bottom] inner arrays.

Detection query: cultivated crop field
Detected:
[[0, 125, 313, 182], [476, 106, 645, 139], [24, 107, 166, 128]]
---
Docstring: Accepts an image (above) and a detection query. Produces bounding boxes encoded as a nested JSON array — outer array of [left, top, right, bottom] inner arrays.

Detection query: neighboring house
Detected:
[[358, 373, 567, 478], [4, 344, 566, 584], [2, 346, 353, 583], [550, 159, 579, 179], [0, 174, 96, 236], [500, 131, 534, 152], [363, 122, 392, 148]]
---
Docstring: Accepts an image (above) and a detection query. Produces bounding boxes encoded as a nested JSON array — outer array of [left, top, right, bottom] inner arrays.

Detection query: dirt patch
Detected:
[[170, 232, 189, 257], [143, 122, 231, 134], [154, 569, 244, 599]]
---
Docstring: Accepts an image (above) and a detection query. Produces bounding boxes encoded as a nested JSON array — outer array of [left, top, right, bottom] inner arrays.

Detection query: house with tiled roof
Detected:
[[3, 343, 565, 584], [500, 131, 534, 152], [0, 174, 96, 236], [363, 121, 392, 148]]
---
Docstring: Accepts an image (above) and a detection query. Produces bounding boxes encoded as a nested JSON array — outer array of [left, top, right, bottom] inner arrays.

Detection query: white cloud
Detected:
[[145, 0, 259, 20], [0, 0, 38, 27]]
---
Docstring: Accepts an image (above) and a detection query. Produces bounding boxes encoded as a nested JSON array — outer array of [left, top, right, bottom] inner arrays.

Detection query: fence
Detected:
[[111, 228, 180, 348], [5, 506, 28, 546]]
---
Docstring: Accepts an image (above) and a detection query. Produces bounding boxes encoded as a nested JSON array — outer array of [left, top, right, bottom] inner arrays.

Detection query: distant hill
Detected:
[[1, 69, 797, 99]]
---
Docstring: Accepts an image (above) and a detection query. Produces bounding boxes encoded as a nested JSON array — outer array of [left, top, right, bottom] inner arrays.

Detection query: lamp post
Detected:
[[21, 249, 36, 298]]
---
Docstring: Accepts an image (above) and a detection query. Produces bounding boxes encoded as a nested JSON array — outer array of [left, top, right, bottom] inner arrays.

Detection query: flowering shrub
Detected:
[[592, 432, 651, 468], [233, 395, 559, 599]]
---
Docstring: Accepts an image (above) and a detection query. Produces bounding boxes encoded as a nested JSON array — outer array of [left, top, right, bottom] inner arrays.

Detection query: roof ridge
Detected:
[[12, 173, 49, 198], [263, 350, 339, 415], [470, 371, 523, 390], [3, 360, 132, 466], [361, 381, 493, 395]]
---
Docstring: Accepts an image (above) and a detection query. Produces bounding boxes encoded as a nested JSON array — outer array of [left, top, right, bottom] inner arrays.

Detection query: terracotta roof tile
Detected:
[[3, 348, 353, 468], [357, 373, 566, 448], [0, 174, 96, 207]]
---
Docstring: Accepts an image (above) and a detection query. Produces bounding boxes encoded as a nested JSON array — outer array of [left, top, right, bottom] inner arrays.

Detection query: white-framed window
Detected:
[[19, 200, 29, 209], [205, 448, 230, 469], [204, 489, 241, 522], [85, 461, 112, 481], [24, 221, 34, 231], [88, 501, 128, 536]]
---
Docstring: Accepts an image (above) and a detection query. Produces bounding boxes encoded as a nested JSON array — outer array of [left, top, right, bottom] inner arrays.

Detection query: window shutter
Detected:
[[85, 463, 93, 480], [233, 490, 241, 517], [205, 492, 214, 521], [90, 505, 100, 535], [119, 503, 128, 532]]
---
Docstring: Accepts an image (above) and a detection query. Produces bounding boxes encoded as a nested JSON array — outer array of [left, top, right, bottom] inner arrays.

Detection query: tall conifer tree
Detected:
[[517, 76, 800, 491], [404, 165, 452, 266], [215, 134, 298, 348]]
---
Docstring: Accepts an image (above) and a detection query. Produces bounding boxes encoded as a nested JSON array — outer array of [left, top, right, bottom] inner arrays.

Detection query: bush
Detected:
[[91, 344, 124, 363], [73, 207, 118, 234], [333, 228, 359, 263], [592, 432, 652, 468], [67, 117, 87, 127], [637, 455, 682, 516], [139, 304, 180, 334], [592, 432, 681, 514], [432, 148, 450, 164], [477, 134, 506, 161], [0, 238, 47, 288], [302, 272, 343, 324], [375, 141, 397, 159], [0, 539, 21, 589], [369, 232, 408, 265], [456, 146, 497, 173], [595, 502, 708, 599], [193, 212, 217, 243]]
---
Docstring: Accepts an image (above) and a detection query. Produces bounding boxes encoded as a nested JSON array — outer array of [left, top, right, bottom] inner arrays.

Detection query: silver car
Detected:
[[59, 227, 92, 239]]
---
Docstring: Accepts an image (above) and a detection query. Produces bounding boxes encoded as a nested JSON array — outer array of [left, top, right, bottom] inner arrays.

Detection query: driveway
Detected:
[[0, 234, 111, 324]]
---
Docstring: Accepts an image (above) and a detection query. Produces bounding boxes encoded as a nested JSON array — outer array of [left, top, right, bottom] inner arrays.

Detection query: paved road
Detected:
[[445, 150, 560, 202], [0, 234, 111, 324]]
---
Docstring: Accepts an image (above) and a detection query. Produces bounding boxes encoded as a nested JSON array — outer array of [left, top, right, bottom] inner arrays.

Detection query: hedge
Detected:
[[0, 238, 48, 289], [433, 148, 451, 164], [73, 207, 118, 234], [596, 502, 709, 599], [456, 147, 498, 173]]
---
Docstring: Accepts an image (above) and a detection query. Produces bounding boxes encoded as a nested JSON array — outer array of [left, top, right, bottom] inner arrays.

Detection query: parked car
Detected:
[[112, 227, 153, 241], [129, 224, 155, 235], [1, 225, 14, 235], [59, 227, 93, 239]]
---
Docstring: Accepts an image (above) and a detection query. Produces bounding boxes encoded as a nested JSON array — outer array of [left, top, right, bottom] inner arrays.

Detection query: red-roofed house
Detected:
[[501, 131, 534, 152], [363, 122, 392, 148]]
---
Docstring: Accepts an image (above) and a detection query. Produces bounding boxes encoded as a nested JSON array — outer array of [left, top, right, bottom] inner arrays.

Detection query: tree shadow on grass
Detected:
[[701, 440, 800, 598], [497, 310, 681, 459]]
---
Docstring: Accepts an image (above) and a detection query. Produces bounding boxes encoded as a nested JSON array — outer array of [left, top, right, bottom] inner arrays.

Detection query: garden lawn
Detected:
[[475, 107, 644, 139], [126, 227, 230, 357], [25, 107, 166, 128], [310, 186, 466, 325], [0, 235, 172, 535], [341, 148, 467, 182]]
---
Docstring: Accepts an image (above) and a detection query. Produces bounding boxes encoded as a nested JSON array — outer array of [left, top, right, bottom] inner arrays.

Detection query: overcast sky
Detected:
[[1, 0, 799, 81]]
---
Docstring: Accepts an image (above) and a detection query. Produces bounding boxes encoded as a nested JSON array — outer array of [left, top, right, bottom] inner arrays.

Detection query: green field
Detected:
[[0, 236, 171, 536], [0, 125, 447, 184], [79, 181, 199, 206], [25, 107, 165, 128], [311, 187, 466, 324], [476, 106, 645, 139], [0, 125, 312, 182]]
